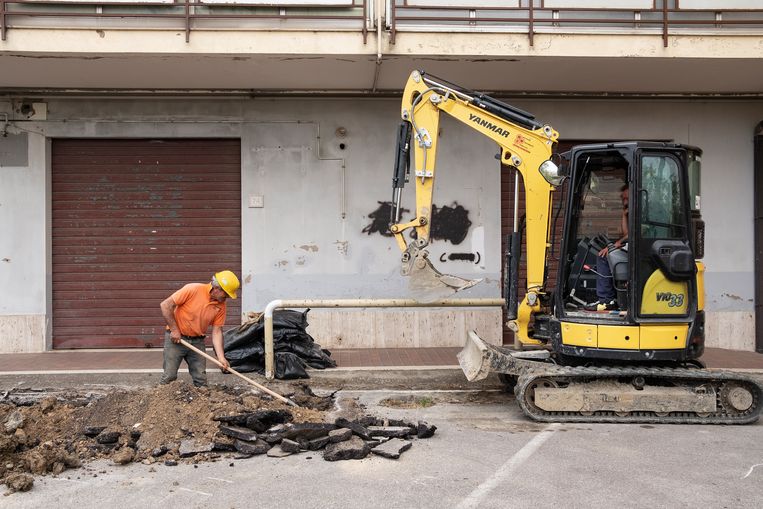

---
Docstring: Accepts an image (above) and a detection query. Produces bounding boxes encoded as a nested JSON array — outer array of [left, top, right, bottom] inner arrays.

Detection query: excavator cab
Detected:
[[557, 143, 702, 325]]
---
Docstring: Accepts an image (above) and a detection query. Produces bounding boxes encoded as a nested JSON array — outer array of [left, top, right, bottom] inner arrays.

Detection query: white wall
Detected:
[[0, 96, 758, 352]]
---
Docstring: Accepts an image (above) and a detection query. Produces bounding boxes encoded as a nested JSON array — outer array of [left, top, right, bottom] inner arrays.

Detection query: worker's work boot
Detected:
[[584, 299, 618, 311]]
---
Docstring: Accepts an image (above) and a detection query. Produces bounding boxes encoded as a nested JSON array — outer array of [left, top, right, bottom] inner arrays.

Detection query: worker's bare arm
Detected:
[[211, 325, 229, 372], [160, 297, 182, 344]]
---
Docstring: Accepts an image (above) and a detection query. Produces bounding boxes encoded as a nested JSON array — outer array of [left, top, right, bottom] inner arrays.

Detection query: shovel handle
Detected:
[[179, 339, 299, 407]]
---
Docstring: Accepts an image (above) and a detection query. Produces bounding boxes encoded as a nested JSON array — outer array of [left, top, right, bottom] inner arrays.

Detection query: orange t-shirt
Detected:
[[170, 283, 226, 337]]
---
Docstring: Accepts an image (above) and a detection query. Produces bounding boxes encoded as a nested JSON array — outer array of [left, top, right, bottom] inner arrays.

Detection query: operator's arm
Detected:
[[160, 297, 181, 344], [614, 207, 629, 248], [211, 325, 229, 372]]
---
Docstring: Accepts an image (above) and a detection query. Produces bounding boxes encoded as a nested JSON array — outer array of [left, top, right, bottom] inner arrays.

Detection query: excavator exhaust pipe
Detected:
[[405, 248, 481, 302]]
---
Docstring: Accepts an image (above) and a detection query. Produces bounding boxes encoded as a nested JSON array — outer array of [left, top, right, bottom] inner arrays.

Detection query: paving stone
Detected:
[[334, 418, 371, 440], [218, 425, 259, 442], [179, 439, 214, 457], [234, 439, 270, 455], [323, 436, 371, 462], [328, 428, 352, 443], [367, 426, 414, 439], [370, 439, 412, 459]]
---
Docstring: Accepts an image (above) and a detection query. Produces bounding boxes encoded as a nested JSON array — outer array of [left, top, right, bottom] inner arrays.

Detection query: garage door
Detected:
[[52, 139, 241, 349]]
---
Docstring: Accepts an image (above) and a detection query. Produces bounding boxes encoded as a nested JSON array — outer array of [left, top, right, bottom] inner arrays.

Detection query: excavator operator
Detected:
[[587, 183, 629, 311]]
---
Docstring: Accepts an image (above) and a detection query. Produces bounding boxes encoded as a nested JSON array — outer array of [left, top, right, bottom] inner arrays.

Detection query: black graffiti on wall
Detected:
[[440, 251, 481, 264], [362, 201, 472, 245], [361, 201, 409, 237]]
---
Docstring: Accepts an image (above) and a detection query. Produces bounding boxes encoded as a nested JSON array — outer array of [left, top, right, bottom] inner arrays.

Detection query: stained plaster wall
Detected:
[[0, 97, 758, 352]]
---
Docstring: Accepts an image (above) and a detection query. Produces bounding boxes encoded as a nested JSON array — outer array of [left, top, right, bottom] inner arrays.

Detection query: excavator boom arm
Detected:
[[390, 70, 560, 341]]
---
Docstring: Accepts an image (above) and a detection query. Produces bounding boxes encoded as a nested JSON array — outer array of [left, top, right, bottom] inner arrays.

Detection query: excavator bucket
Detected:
[[457, 330, 549, 381], [457, 330, 497, 381], [407, 249, 481, 302]]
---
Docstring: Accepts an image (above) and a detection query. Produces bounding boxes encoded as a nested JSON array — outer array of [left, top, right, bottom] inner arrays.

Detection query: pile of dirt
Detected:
[[0, 381, 437, 494], [0, 381, 331, 492]]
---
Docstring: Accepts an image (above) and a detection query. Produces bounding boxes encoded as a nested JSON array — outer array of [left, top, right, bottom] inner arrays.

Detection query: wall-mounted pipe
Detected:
[[263, 297, 504, 379]]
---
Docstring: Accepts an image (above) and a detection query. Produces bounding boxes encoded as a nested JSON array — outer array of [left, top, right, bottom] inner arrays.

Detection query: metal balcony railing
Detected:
[[389, 1, 763, 46], [0, 0, 370, 42], [1, 1, 762, 46]]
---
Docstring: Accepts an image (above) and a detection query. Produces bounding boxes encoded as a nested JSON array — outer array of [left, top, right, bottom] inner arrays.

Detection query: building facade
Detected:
[[1, 1, 762, 353]]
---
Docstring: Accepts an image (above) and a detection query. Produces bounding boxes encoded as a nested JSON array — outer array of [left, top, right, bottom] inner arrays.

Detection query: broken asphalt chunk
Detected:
[[302, 436, 330, 451], [370, 439, 412, 459], [323, 436, 371, 461], [367, 426, 413, 439], [82, 426, 106, 438], [334, 418, 371, 440], [328, 428, 352, 443], [280, 439, 301, 454], [96, 431, 121, 444], [266, 445, 293, 458], [4, 410, 25, 433], [179, 439, 214, 458], [281, 423, 336, 441], [218, 425, 259, 442], [234, 439, 270, 455], [416, 421, 437, 439]]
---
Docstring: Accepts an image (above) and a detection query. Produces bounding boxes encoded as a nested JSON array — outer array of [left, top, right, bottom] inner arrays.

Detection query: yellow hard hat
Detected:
[[213, 270, 240, 299]]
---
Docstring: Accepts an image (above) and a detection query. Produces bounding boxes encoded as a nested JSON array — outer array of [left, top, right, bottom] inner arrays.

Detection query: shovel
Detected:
[[179, 339, 299, 407]]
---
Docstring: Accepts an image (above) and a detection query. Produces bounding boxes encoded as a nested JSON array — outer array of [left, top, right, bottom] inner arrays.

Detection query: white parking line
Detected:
[[742, 463, 763, 479], [456, 423, 560, 509], [206, 477, 234, 484], [179, 487, 213, 497]]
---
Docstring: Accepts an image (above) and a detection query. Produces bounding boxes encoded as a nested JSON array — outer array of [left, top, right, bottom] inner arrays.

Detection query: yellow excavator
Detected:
[[389, 70, 762, 424]]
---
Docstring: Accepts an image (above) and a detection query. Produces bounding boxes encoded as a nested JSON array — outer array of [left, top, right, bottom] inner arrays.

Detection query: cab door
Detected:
[[633, 149, 697, 320]]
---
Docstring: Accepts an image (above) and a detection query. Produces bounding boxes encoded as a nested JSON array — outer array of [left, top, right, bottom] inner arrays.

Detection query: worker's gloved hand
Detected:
[[170, 329, 182, 344], [218, 357, 230, 373]]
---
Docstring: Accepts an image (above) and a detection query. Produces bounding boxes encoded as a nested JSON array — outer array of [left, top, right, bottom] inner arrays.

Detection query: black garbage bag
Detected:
[[223, 309, 336, 379], [275, 352, 309, 380]]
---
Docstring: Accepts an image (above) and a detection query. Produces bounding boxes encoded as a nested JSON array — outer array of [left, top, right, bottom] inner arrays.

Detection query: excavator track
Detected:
[[515, 365, 762, 425]]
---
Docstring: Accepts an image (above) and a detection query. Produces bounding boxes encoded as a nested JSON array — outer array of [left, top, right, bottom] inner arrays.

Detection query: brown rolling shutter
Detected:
[[52, 139, 241, 349]]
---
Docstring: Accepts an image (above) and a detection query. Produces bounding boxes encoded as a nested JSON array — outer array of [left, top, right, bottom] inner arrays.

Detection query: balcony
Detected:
[[1, 1, 762, 93]]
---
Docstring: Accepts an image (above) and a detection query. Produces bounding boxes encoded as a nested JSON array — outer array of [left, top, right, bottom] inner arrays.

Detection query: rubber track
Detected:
[[515, 365, 763, 424]]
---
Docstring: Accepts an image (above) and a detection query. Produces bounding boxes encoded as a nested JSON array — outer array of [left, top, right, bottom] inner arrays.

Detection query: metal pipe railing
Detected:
[[263, 297, 503, 379]]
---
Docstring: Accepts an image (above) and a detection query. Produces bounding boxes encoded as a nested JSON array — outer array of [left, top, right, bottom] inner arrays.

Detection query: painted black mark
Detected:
[[363, 201, 472, 245], [425, 203, 472, 245], [362, 201, 409, 237], [439, 252, 481, 264]]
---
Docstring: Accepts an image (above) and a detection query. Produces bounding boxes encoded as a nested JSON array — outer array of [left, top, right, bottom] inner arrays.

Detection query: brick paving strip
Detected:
[[0, 347, 761, 372]]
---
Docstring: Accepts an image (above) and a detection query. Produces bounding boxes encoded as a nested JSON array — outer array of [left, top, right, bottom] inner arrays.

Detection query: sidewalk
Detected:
[[0, 346, 762, 373]]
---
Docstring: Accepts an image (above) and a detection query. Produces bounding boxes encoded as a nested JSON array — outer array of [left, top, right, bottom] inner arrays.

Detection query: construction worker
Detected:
[[586, 183, 629, 311], [159, 270, 240, 387]]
